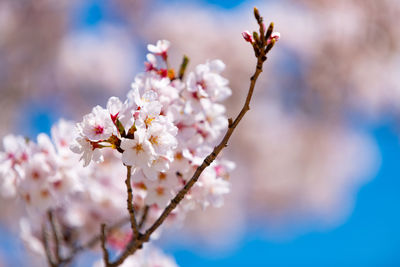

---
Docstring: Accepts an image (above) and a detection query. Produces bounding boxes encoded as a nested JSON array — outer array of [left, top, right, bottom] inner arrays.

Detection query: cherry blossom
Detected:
[[186, 59, 232, 103], [147, 40, 171, 61], [77, 106, 115, 142], [120, 130, 156, 170], [70, 136, 104, 167], [267, 32, 281, 44], [0, 39, 236, 266]]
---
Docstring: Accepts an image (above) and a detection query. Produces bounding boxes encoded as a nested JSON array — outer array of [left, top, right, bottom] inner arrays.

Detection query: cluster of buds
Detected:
[[242, 8, 280, 61]]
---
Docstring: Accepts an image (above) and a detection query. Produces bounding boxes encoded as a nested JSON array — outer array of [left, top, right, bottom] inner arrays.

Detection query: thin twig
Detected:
[[100, 224, 110, 266], [72, 217, 130, 253], [124, 165, 139, 238], [105, 7, 276, 267], [61, 217, 130, 265], [138, 205, 149, 230], [47, 210, 62, 264], [42, 222, 56, 267], [85, 218, 130, 250]]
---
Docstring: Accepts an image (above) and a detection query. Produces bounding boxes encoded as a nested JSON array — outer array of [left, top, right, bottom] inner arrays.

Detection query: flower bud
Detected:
[[267, 32, 280, 45], [241, 31, 254, 44]]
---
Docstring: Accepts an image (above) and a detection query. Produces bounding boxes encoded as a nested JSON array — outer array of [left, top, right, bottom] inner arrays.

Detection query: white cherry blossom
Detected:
[[70, 136, 103, 167], [186, 59, 232, 102], [120, 129, 155, 169], [147, 40, 170, 60], [77, 105, 114, 141]]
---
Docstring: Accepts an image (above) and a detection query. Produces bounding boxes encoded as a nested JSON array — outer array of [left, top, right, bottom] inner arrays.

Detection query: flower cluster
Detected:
[[0, 40, 235, 265], [72, 39, 234, 211], [0, 120, 84, 213]]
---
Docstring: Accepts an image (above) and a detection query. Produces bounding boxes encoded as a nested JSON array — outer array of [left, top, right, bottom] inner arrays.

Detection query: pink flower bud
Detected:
[[242, 31, 254, 43], [267, 32, 280, 44], [271, 32, 280, 41]]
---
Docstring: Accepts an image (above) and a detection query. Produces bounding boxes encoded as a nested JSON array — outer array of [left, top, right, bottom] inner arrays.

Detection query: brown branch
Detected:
[[42, 222, 56, 267], [71, 217, 130, 253], [124, 165, 139, 239], [100, 166, 140, 266], [47, 210, 63, 264], [64, 165, 138, 266], [58, 167, 140, 265], [85, 217, 130, 250], [104, 7, 277, 267], [59, 217, 130, 266], [138, 205, 149, 230], [100, 224, 110, 266]]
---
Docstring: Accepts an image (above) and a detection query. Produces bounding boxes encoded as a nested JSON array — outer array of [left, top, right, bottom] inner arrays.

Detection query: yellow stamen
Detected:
[[133, 144, 144, 154], [149, 135, 159, 145], [145, 116, 155, 127], [156, 186, 164, 196], [158, 172, 167, 181]]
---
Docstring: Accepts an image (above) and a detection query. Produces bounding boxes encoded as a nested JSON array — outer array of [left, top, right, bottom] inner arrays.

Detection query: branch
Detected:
[[100, 224, 110, 266], [124, 165, 139, 238], [60, 167, 136, 265], [59, 217, 130, 266], [42, 222, 56, 267], [105, 7, 277, 267], [47, 210, 62, 264], [71, 217, 130, 253], [138, 205, 149, 230]]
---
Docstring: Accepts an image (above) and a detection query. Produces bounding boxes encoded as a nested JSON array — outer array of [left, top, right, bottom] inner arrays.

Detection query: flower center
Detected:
[[156, 186, 165, 196], [158, 172, 167, 181], [133, 143, 144, 154], [40, 190, 50, 198], [197, 80, 207, 90], [32, 171, 40, 180], [145, 116, 155, 127], [94, 125, 104, 135], [149, 135, 158, 145]]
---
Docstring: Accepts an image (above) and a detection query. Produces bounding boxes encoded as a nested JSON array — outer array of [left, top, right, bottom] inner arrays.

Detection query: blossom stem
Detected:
[[138, 205, 150, 230], [47, 210, 63, 264], [42, 222, 56, 267], [124, 165, 140, 238], [100, 224, 110, 266], [60, 217, 130, 266]]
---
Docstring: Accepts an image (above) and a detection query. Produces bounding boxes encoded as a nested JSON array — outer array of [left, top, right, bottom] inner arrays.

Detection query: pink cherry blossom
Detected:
[[147, 40, 171, 61], [77, 106, 115, 141]]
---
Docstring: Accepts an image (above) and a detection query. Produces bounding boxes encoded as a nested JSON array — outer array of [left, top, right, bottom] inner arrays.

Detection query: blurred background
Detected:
[[1, 0, 400, 265]]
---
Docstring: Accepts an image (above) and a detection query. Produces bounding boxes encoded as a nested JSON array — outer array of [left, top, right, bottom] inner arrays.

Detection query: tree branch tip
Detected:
[[253, 7, 260, 18]]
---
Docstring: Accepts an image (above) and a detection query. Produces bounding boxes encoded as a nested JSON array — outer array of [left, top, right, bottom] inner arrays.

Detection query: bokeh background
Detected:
[[1, 0, 400, 265]]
